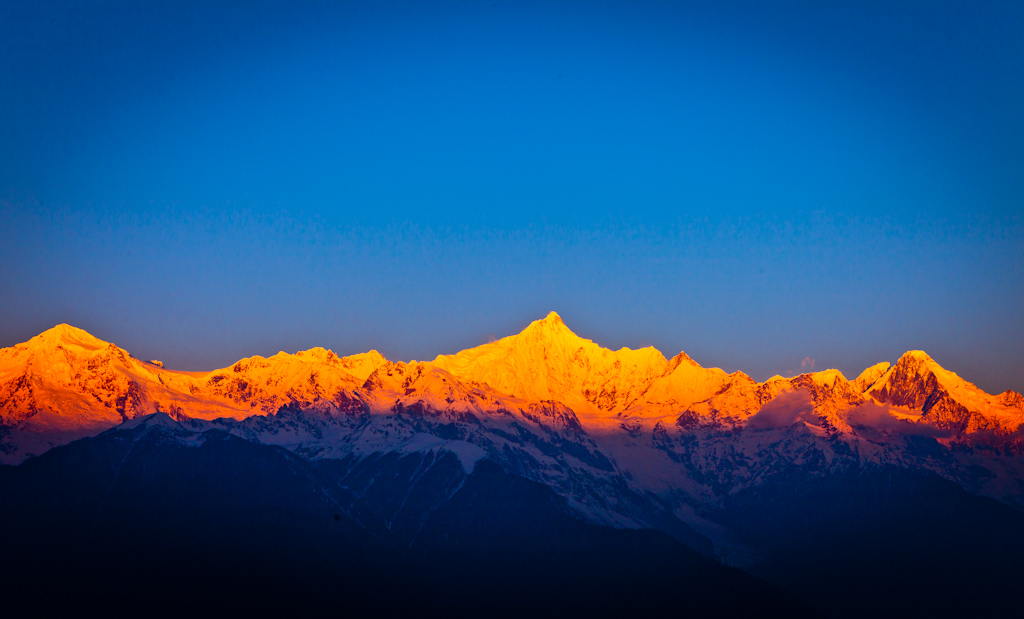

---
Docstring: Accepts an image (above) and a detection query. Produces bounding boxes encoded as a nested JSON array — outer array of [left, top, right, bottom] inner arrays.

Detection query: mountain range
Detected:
[[3, 313, 1024, 616]]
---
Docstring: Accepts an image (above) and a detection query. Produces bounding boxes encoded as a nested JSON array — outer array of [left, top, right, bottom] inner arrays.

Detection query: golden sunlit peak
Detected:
[[296, 347, 338, 362], [543, 311, 563, 323], [41, 323, 95, 339], [899, 350, 934, 363], [517, 311, 579, 341], [668, 350, 702, 370], [32, 323, 108, 350], [529, 311, 569, 331], [853, 361, 891, 391]]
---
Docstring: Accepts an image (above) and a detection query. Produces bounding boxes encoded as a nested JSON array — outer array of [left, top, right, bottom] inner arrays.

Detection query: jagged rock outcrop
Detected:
[[869, 351, 1024, 435]]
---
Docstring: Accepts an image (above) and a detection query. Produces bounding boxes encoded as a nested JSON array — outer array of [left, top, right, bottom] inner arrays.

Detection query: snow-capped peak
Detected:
[[853, 362, 891, 393], [431, 313, 669, 419], [902, 350, 932, 360], [867, 350, 1023, 434], [542, 310, 564, 323], [29, 323, 110, 352]]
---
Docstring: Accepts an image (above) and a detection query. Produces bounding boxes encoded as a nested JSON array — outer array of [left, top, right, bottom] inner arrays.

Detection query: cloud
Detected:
[[847, 402, 956, 438], [747, 389, 817, 430], [800, 357, 816, 371], [964, 426, 1024, 447]]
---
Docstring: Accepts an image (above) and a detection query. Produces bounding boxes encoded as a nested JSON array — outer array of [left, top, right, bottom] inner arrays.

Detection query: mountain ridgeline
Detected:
[[2, 314, 1023, 616]]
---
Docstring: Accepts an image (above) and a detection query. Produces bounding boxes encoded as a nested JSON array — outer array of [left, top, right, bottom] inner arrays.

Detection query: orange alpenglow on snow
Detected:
[[1, 314, 1022, 463]]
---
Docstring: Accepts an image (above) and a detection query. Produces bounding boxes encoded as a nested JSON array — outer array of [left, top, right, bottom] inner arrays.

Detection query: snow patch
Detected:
[[394, 432, 488, 472], [440, 440, 488, 473]]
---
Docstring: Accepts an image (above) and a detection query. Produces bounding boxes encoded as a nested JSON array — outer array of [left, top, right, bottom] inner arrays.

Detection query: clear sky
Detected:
[[2, 1, 1022, 393]]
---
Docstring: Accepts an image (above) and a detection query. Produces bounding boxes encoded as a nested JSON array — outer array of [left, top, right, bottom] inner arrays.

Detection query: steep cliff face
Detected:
[[853, 361, 891, 392], [1000, 390, 1024, 410], [869, 351, 1024, 434]]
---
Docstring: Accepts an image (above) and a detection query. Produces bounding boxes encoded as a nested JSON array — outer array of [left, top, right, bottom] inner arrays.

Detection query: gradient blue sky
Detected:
[[2, 1, 1022, 392]]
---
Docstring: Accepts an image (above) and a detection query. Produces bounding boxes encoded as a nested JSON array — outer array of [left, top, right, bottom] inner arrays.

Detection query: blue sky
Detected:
[[2, 1, 1022, 392]]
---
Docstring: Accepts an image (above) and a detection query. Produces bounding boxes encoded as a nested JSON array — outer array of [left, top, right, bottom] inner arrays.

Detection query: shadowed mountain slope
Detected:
[[0, 420, 814, 617]]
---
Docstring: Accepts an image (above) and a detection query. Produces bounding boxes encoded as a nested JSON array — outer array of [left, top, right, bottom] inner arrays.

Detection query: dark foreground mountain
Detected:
[[5, 416, 1023, 616], [0, 420, 812, 617], [720, 465, 1024, 617]]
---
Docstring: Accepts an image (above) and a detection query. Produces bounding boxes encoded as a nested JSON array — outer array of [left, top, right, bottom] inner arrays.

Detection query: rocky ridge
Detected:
[[3, 313, 1024, 554]]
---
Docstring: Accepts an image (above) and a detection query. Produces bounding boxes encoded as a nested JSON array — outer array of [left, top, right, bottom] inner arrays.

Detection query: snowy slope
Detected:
[[3, 315, 1024, 557]]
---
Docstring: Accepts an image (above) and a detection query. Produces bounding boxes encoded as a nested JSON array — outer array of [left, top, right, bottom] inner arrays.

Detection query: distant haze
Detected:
[[1, 1, 1022, 393]]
